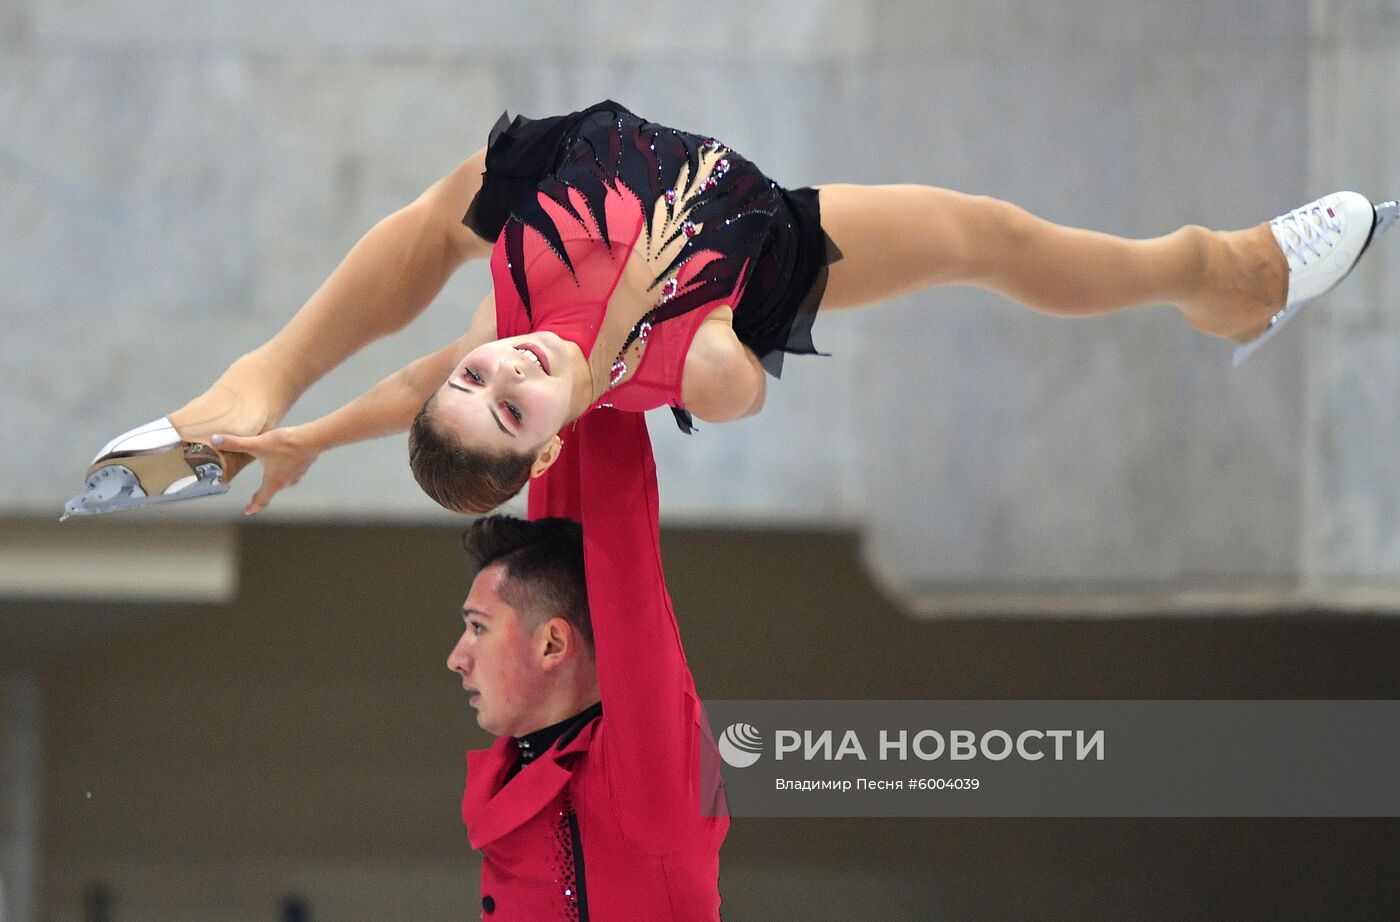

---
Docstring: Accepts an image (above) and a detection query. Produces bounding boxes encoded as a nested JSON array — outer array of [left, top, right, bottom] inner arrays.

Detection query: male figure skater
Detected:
[[449, 408, 726, 920]]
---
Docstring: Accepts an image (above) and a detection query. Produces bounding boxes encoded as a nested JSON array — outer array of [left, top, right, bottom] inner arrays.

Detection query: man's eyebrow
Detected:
[[447, 382, 513, 437], [462, 607, 492, 619]]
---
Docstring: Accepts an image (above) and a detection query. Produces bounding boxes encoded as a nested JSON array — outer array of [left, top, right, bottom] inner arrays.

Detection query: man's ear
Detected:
[[529, 434, 564, 479], [540, 617, 574, 669]]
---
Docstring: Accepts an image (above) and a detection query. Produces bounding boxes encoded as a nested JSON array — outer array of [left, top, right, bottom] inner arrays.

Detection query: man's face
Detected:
[[447, 563, 549, 737]]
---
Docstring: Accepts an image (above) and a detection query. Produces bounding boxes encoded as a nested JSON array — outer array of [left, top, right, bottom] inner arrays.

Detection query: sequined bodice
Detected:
[[490, 106, 783, 422]]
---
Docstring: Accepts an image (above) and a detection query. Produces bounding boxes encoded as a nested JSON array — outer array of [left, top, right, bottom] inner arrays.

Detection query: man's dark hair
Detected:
[[410, 395, 535, 514], [463, 515, 592, 651]]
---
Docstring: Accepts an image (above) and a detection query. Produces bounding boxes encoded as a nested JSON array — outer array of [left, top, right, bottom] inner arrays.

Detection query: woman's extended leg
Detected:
[[169, 147, 495, 448], [815, 184, 1287, 341]]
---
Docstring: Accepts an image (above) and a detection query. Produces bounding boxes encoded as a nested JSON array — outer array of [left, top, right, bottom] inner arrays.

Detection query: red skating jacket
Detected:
[[461, 409, 729, 920]]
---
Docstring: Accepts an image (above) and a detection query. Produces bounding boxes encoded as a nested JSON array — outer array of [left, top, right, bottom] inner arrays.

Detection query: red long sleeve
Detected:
[[528, 409, 700, 849]]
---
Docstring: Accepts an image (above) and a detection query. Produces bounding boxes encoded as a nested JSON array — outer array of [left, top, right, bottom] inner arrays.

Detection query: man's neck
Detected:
[[512, 692, 600, 739]]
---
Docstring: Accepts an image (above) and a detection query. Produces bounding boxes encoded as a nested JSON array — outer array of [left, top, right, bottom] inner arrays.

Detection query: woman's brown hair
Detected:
[[408, 395, 534, 513]]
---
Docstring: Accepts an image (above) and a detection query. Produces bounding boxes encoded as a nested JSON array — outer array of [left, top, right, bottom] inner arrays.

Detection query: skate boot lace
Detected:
[[1272, 203, 1343, 266]]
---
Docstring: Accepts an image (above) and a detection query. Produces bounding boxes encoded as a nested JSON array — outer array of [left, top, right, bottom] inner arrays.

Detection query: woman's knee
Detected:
[[958, 194, 1035, 280]]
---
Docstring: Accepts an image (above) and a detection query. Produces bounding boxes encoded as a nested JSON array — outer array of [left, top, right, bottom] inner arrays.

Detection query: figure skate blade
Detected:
[[61, 417, 228, 521]]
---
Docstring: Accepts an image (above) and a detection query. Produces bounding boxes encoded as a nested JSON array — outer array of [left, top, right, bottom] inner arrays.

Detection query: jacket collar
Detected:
[[461, 710, 601, 848]]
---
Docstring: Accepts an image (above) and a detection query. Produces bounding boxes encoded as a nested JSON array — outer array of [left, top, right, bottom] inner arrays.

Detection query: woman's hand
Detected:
[[209, 426, 322, 515], [168, 352, 302, 483]]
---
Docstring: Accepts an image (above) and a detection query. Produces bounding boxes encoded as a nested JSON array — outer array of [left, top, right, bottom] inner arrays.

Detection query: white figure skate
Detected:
[[1233, 192, 1399, 366], [61, 417, 228, 521]]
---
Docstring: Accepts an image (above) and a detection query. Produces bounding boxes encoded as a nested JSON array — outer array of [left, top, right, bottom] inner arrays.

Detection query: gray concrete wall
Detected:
[[5, 1, 1400, 613]]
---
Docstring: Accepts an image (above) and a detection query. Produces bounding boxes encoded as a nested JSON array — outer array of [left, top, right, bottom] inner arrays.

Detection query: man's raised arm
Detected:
[[528, 410, 702, 852]]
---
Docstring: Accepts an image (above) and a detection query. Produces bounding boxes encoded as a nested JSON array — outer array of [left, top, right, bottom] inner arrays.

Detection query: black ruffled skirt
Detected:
[[464, 100, 840, 377]]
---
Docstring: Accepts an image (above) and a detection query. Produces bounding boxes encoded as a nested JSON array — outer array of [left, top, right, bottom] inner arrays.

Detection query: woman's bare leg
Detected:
[[816, 184, 1288, 342], [169, 147, 494, 460]]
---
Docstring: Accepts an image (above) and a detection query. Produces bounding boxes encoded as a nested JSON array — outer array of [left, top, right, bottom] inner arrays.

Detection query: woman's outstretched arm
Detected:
[[169, 148, 493, 444], [211, 292, 497, 514]]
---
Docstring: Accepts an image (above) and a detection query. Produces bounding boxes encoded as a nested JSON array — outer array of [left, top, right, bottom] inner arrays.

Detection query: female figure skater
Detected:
[[67, 100, 1395, 517]]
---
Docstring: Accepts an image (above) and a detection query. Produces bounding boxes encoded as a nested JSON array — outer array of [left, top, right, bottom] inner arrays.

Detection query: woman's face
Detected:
[[431, 333, 576, 456]]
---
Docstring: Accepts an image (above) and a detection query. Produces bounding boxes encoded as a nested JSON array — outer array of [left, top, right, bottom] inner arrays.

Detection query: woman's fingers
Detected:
[[211, 432, 259, 453], [245, 477, 280, 516], [209, 433, 259, 482], [209, 427, 316, 513]]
